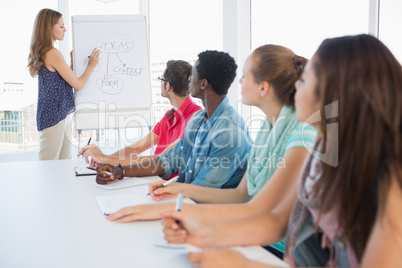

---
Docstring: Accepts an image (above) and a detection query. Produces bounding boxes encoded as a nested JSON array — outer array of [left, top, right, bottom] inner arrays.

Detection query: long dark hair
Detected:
[[312, 34, 402, 261]]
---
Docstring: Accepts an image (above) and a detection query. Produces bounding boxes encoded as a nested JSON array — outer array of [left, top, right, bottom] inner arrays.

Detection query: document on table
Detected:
[[96, 194, 193, 216], [153, 241, 289, 267], [154, 242, 265, 263], [74, 166, 97, 176], [93, 177, 150, 190]]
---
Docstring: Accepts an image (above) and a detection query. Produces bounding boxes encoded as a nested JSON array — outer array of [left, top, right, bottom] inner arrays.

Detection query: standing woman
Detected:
[[28, 8, 100, 160]]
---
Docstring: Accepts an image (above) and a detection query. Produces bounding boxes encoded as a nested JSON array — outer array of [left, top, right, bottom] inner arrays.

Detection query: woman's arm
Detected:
[[107, 176, 250, 223], [153, 146, 306, 203], [161, 180, 297, 249], [151, 173, 250, 204], [187, 249, 280, 268], [162, 147, 306, 219], [361, 175, 402, 267], [45, 47, 99, 91], [108, 147, 307, 224]]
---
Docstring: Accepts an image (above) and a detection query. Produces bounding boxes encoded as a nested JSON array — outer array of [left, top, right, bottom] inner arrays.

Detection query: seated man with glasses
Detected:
[[78, 60, 202, 168], [96, 50, 252, 190]]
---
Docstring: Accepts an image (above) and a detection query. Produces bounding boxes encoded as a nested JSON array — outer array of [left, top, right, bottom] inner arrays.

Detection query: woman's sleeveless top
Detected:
[[37, 65, 75, 131]]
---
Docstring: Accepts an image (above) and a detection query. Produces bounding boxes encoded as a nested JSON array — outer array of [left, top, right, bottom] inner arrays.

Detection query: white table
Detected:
[[0, 159, 288, 268]]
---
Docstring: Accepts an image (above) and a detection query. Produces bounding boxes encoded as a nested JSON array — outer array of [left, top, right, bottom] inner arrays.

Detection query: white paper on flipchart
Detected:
[[96, 194, 193, 215]]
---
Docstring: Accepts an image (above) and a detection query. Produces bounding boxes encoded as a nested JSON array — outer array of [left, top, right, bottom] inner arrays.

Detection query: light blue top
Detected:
[[158, 97, 252, 189], [247, 105, 317, 196]]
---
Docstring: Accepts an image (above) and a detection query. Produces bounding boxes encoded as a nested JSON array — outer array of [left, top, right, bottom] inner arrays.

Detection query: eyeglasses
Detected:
[[158, 76, 169, 83]]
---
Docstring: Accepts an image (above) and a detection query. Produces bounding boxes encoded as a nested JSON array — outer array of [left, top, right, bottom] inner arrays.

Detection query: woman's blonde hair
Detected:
[[251, 44, 307, 107], [27, 8, 62, 77]]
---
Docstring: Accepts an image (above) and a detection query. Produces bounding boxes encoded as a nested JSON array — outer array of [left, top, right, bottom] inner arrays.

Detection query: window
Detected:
[[0, 0, 57, 88], [248, 0, 370, 127], [149, 0, 223, 120], [0, 0, 56, 153], [0, 111, 23, 144], [251, 0, 369, 59], [379, 0, 402, 63], [69, 0, 139, 15]]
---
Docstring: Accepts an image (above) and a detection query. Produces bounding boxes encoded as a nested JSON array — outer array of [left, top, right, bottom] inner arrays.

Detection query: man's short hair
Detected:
[[196, 50, 237, 96], [164, 60, 192, 97]]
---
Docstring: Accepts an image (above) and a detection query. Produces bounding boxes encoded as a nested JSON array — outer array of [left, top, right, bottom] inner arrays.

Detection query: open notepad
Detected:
[[96, 194, 193, 216], [74, 166, 97, 176]]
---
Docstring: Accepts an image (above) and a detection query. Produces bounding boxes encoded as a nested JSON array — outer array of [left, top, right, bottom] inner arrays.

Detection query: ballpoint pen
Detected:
[[102, 170, 123, 179], [81, 137, 92, 159], [175, 193, 184, 212], [80, 137, 92, 159], [103, 171, 112, 176], [147, 175, 179, 195], [174, 193, 184, 225]]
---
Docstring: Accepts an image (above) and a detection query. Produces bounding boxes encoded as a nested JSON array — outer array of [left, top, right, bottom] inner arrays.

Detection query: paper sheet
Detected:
[[93, 177, 150, 190], [96, 194, 192, 215], [154, 241, 263, 261]]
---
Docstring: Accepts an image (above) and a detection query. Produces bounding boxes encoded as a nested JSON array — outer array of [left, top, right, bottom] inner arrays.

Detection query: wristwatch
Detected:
[[117, 164, 125, 180]]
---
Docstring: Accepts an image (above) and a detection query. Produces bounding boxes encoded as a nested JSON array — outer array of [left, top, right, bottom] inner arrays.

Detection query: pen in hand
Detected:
[[175, 193, 183, 212], [103, 171, 112, 176], [80, 137, 92, 159], [147, 175, 179, 195], [174, 193, 184, 225], [102, 170, 121, 179]]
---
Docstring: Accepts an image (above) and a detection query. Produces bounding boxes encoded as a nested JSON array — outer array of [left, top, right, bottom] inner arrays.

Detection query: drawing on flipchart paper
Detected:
[[82, 33, 145, 95]]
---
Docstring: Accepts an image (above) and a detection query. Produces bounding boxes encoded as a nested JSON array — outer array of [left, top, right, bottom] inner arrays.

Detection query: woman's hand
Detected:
[[188, 249, 248, 268], [70, 50, 74, 70], [87, 48, 100, 69], [161, 210, 212, 248], [106, 203, 174, 223]]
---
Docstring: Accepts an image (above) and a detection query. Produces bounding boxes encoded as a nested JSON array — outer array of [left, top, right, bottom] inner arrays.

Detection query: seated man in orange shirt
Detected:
[[78, 60, 202, 167]]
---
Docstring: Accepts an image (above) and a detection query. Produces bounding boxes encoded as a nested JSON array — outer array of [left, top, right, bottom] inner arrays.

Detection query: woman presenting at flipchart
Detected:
[[28, 8, 100, 160]]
